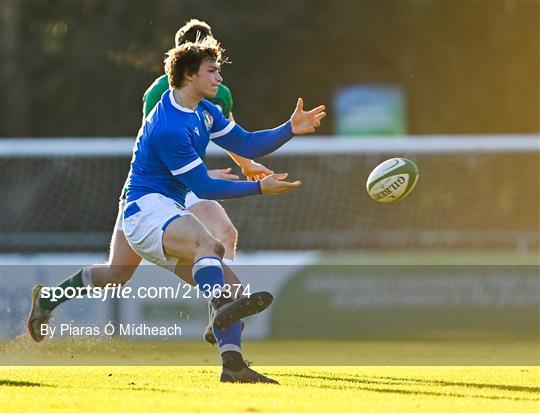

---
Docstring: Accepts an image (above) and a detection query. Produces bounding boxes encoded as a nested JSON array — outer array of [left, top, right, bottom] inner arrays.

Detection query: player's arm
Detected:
[[159, 130, 299, 199], [179, 163, 299, 199], [229, 155, 274, 181], [211, 98, 325, 159], [224, 112, 274, 180]]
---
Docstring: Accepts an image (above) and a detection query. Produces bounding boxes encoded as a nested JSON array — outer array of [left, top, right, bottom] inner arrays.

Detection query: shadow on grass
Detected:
[[0, 379, 53, 387], [373, 375, 540, 394], [277, 373, 540, 402]]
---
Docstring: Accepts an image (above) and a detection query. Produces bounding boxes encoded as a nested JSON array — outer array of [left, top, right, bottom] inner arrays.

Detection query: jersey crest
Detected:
[[202, 110, 214, 131]]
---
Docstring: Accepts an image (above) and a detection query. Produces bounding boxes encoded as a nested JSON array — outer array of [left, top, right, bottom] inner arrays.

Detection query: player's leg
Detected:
[[187, 197, 238, 260], [189, 201, 243, 286], [121, 193, 273, 332], [161, 213, 276, 383], [184, 193, 242, 287], [122, 194, 274, 382], [90, 203, 142, 287], [184, 193, 245, 344], [28, 202, 141, 342], [162, 213, 270, 326]]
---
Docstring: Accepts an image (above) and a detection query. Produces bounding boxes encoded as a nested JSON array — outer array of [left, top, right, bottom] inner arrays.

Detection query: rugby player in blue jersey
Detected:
[[120, 37, 325, 383], [28, 20, 274, 347]]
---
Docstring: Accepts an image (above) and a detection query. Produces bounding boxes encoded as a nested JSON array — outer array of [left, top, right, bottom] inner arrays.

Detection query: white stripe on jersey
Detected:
[[170, 158, 203, 175], [209, 121, 236, 140]]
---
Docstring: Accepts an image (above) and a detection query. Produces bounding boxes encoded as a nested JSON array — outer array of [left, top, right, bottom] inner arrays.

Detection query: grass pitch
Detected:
[[2, 251, 538, 412], [2, 365, 539, 413], [1, 339, 539, 413]]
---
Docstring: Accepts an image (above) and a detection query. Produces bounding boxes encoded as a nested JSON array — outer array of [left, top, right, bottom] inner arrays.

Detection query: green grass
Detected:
[[1, 338, 539, 412], [1, 365, 539, 412], [2, 250, 538, 411]]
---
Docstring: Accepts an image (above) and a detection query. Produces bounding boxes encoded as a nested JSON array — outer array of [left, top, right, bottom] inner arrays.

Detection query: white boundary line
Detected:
[[1, 135, 539, 157]]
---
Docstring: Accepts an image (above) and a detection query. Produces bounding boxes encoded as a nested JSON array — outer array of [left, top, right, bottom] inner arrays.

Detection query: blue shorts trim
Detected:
[[124, 203, 141, 219], [161, 214, 181, 231]]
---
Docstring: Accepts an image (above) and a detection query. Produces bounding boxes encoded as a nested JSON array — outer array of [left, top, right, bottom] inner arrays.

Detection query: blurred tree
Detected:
[[1, 0, 28, 135], [0, 0, 538, 137]]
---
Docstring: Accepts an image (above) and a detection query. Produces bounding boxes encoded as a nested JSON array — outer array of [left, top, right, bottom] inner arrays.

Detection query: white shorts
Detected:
[[184, 191, 205, 209], [122, 193, 192, 270], [115, 192, 204, 232]]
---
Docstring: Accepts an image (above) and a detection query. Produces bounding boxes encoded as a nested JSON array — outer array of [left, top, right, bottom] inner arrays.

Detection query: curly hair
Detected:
[[164, 36, 226, 89], [175, 19, 213, 47]]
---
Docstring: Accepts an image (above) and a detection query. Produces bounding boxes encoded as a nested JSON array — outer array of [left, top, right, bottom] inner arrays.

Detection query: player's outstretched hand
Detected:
[[260, 173, 301, 195], [290, 97, 326, 135], [242, 160, 274, 181], [208, 168, 240, 180]]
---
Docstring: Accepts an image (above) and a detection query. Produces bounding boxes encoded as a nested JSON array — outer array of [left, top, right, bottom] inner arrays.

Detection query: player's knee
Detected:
[[197, 235, 225, 260], [193, 201, 237, 249], [212, 240, 226, 259], [217, 222, 238, 251]]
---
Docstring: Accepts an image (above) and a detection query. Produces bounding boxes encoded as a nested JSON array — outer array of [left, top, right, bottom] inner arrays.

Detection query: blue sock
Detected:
[[193, 256, 224, 294], [214, 321, 242, 352], [192, 256, 242, 355]]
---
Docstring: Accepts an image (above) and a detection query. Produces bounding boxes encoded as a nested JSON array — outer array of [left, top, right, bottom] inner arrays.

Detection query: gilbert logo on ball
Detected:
[[366, 158, 419, 203]]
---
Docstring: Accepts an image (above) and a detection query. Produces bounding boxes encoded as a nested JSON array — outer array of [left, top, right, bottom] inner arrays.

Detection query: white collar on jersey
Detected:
[[169, 89, 195, 113]]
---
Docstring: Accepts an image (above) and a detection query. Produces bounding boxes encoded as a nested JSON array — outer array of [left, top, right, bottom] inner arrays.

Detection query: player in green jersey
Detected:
[[28, 19, 276, 346]]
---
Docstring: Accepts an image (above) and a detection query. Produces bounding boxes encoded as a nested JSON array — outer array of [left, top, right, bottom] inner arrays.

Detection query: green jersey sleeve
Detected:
[[210, 84, 234, 118], [142, 75, 170, 118]]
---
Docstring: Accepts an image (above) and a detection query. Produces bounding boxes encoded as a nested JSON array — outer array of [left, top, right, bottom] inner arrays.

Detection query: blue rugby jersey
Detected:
[[126, 89, 294, 206]]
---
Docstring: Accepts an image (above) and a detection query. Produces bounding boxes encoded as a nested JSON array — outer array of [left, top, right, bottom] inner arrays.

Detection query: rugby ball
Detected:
[[366, 158, 419, 203]]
